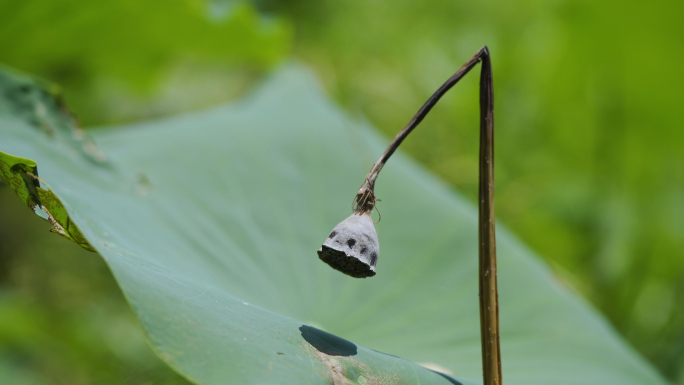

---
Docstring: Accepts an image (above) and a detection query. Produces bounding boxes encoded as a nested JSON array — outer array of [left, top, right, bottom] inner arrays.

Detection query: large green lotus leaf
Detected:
[[0, 65, 668, 385]]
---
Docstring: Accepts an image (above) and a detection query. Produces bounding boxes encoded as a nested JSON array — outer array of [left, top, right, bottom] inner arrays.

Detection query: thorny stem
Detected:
[[353, 46, 502, 385]]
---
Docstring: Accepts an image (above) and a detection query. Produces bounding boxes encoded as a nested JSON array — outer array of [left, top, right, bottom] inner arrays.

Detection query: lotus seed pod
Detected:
[[317, 212, 379, 278]]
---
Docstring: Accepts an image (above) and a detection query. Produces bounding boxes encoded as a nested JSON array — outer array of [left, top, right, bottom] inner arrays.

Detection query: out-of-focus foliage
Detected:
[[0, 0, 291, 125], [0, 0, 682, 383]]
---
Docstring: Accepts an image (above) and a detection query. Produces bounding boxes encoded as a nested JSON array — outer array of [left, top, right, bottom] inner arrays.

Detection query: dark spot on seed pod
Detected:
[[370, 252, 378, 266], [360, 247, 367, 255], [328, 231, 337, 238], [347, 239, 356, 248]]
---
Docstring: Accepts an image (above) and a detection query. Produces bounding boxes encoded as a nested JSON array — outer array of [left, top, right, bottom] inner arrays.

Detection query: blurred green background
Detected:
[[0, 0, 682, 384]]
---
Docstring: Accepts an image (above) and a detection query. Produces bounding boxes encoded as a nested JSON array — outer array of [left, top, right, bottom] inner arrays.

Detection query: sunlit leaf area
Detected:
[[1, 1, 682, 384]]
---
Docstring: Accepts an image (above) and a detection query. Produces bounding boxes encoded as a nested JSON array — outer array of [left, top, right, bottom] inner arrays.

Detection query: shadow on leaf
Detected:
[[299, 325, 358, 356]]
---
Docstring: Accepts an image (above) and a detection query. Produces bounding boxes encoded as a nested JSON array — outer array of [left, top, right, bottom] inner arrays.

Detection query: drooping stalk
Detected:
[[353, 46, 502, 385]]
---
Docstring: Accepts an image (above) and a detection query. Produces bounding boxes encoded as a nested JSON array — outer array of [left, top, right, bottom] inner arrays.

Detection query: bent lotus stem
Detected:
[[318, 46, 501, 385]]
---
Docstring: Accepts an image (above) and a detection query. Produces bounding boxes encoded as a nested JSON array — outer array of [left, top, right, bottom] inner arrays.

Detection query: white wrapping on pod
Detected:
[[317, 212, 379, 278]]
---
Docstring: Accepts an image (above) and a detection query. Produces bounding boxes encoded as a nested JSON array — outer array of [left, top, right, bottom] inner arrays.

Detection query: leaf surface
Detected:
[[0, 65, 668, 385]]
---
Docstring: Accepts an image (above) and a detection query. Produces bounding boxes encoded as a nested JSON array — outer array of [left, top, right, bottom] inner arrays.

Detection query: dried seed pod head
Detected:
[[317, 212, 379, 278]]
